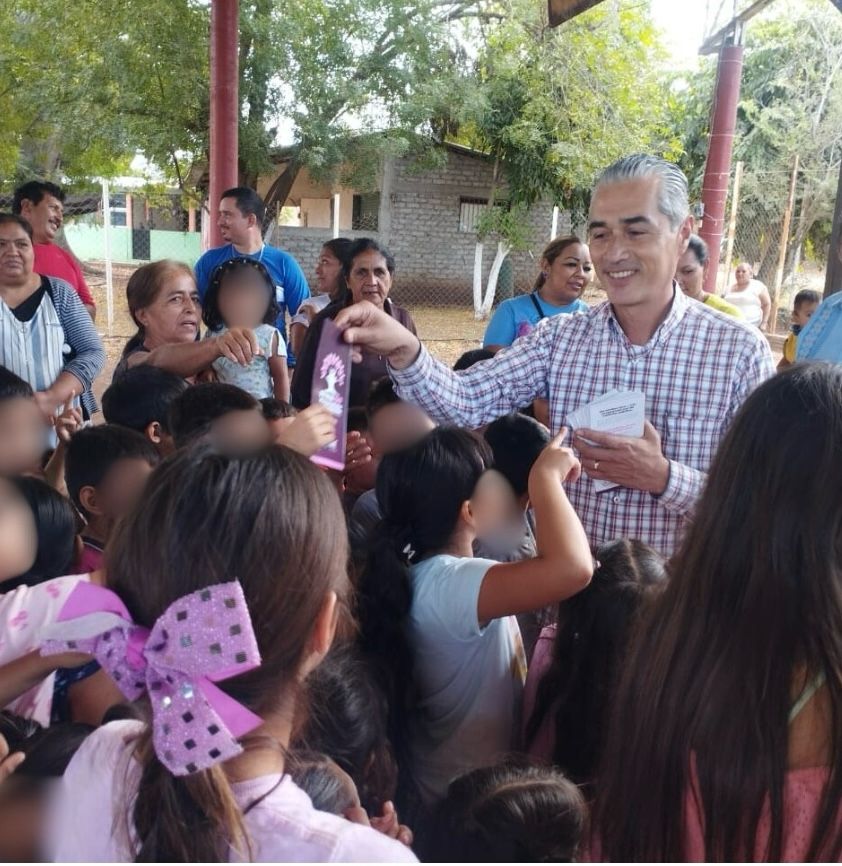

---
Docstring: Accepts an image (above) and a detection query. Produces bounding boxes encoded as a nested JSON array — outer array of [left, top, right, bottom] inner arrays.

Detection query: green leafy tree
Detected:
[[672, 0, 842, 290], [461, 0, 680, 315], [0, 0, 207, 188]]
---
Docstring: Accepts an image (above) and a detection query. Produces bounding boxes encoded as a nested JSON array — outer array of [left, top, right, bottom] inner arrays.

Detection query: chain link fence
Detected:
[[713, 164, 829, 333], [6, 168, 824, 385], [0, 184, 205, 397]]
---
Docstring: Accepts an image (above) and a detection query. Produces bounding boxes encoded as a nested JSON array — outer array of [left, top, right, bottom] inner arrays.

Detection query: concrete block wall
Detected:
[[384, 149, 564, 305], [268, 148, 570, 308]]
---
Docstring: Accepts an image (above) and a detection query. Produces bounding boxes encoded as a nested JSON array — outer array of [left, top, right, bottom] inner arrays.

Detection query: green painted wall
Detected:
[[63, 225, 201, 265]]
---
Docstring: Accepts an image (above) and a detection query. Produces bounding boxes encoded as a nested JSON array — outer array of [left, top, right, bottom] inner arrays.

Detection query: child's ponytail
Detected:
[[132, 729, 250, 862], [356, 428, 491, 767], [356, 520, 416, 755], [93, 446, 351, 860]]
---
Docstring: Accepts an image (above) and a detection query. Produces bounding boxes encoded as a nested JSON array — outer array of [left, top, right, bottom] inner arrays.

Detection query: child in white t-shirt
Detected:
[[202, 257, 290, 401], [356, 426, 592, 805]]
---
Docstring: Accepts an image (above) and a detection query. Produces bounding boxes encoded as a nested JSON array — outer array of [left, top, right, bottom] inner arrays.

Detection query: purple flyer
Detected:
[[310, 318, 352, 471]]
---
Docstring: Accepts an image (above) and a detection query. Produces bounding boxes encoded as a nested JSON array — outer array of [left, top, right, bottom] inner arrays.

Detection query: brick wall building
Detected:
[[261, 143, 570, 306]]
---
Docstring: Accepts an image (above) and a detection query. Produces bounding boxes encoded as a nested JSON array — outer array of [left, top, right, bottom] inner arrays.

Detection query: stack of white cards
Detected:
[[567, 390, 646, 493]]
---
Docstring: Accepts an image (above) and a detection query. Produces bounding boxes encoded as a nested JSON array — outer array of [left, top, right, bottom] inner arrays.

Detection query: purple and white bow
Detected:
[[40, 580, 263, 776]]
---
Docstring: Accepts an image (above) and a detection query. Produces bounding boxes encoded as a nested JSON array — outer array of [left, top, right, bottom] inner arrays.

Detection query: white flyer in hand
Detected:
[[567, 390, 646, 492]]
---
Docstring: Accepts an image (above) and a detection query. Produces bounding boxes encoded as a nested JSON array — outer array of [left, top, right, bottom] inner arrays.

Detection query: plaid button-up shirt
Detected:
[[392, 287, 774, 556]]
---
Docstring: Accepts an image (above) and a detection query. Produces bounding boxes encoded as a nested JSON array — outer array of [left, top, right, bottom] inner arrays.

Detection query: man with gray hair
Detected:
[[335, 154, 774, 555]]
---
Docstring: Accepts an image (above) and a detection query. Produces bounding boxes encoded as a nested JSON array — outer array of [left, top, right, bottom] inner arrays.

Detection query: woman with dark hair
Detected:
[[290, 238, 353, 358], [291, 238, 417, 409], [0, 214, 104, 420], [675, 234, 742, 317], [113, 259, 263, 383], [594, 363, 842, 861], [522, 538, 666, 787], [483, 235, 591, 352]]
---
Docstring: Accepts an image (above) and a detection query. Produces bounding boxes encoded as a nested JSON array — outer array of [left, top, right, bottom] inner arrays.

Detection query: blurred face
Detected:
[[0, 398, 47, 476], [675, 248, 705, 300], [136, 272, 200, 346], [368, 403, 435, 456], [0, 783, 43, 861], [19, 194, 63, 244], [83, 457, 155, 525], [468, 469, 523, 542], [316, 247, 345, 296], [0, 222, 35, 286], [217, 269, 271, 329], [207, 409, 271, 451], [348, 251, 392, 309], [218, 198, 254, 246], [0, 479, 38, 583], [735, 263, 752, 288], [792, 300, 819, 328], [541, 242, 593, 304], [588, 176, 691, 313]]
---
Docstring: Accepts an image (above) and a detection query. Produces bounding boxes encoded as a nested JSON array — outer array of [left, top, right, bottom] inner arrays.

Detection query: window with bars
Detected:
[[458, 197, 508, 233], [109, 193, 127, 227]]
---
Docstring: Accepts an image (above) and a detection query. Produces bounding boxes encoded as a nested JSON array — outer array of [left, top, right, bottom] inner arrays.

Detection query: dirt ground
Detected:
[[86, 264, 785, 406]]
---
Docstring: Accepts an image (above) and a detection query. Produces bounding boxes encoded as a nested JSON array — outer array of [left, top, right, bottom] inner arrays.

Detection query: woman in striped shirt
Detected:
[[0, 214, 104, 419]]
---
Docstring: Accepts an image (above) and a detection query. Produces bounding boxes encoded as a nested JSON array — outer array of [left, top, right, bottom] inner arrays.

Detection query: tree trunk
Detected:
[[480, 241, 511, 317], [473, 242, 485, 318], [261, 153, 303, 233]]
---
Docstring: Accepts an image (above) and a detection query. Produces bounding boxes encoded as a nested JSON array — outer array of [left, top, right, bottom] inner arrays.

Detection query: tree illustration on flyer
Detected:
[[309, 319, 352, 470]]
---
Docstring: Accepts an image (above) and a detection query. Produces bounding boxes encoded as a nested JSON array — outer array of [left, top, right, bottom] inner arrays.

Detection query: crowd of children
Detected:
[[0, 178, 838, 863]]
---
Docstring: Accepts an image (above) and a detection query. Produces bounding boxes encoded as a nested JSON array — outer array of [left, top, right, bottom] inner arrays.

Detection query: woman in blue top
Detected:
[[483, 235, 592, 351]]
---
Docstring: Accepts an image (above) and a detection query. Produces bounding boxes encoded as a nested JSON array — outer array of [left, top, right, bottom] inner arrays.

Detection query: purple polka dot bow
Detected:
[[40, 580, 263, 776]]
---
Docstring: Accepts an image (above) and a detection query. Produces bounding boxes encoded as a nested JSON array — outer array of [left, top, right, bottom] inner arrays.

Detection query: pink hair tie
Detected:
[[40, 581, 263, 776]]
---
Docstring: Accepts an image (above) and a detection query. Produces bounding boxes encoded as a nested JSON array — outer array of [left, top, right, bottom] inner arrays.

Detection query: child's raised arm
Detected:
[[43, 397, 83, 497], [477, 428, 593, 625]]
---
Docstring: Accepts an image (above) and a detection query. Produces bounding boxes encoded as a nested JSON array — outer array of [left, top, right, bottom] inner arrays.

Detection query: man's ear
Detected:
[[78, 485, 103, 518], [678, 215, 693, 253]]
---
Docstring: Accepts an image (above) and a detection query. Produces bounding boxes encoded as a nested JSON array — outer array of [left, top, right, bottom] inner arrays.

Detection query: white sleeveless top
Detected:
[[724, 279, 765, 326]]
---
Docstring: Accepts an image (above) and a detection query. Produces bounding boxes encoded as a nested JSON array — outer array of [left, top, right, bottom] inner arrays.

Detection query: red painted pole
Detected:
[[699, 43, 744, 295], [209, 0, 239, 248]]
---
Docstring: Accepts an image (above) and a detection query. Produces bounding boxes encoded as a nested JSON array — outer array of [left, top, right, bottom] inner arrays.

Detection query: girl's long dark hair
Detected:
[[595, 363, 842, 861], [524, 539, 665, 790], [106, 446, 350, 861], [355, 428, 490, 781]]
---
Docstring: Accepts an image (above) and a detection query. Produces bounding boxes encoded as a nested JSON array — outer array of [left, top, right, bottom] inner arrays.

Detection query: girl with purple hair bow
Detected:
[[41, 446, 417, 863]]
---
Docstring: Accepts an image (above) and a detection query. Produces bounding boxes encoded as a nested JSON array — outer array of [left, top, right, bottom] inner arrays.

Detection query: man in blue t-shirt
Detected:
[[195, 187, 310, 365]]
